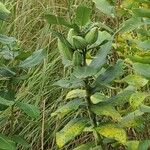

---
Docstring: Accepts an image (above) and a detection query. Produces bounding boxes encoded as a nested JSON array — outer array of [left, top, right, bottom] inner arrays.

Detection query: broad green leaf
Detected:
[[75, 5, 91, 26], [139, 104, 150, 113], [92, 0, 115, 17], [0, 34, 16, 45], [126, 140, 139, 150], [105, 90, 134, 106], [121, 110, 144, 127], [95, 124, 126, 144], [90, 92, 107, 104], [122, 75, 148, 87], [119, 17, 143, 33], [129, 55, 150, 64], [16, 101, 40, 119], [94, 59, 124, 86], [91, 104, 122, 121], [0, 2, 10, 21], [89, 31, 111, 49], [13, 135, 30, 149], [45, 14, 71, 27], [73, 142, 95, 150], [0, 134, 16, 150], [51, 99, 85, 118], [135, 40, 150, 50], [0, 90, 15, 110], [19, 49, 46, 68], [54, 77, 84, 88], [73, 66, 97, 79], [0, 96, 14, 106], [89, 41, 112, 71], [129, 92, 149, 109], [66, 89, 86, 100], [133, 63, 150, 79], [0, 67, 16, 78], [56, 118, 87, 148], [139, 140, 150, 150], [133, 8, 150, 18]]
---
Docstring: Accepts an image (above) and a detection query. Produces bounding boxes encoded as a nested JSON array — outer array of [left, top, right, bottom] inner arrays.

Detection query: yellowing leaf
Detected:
[[90, 92, 107, 104], [66, 89, 86, 100], [51, 99, 85, 118], [56, 118, 87, 148], [129, 92, 149, 108], [122, 75, 148, 87], [96, 124, 126, 144]]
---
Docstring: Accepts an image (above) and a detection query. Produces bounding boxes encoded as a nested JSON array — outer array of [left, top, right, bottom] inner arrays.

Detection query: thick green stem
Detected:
[[82, 49, 104, 148]]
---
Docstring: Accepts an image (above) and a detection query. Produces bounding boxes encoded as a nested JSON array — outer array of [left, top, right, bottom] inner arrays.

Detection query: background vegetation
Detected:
[[0, 0, 150, 150]]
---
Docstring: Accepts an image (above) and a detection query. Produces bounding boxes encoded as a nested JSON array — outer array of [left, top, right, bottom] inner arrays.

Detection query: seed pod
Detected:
[[58, 39, 73, 61], [85, 27, 98, 45], [67, 29, 77, 47], [73, 36, 87, 49], [73, 51, 83, 66]]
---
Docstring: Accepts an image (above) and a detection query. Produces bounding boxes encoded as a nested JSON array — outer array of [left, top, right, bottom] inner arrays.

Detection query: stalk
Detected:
[[82, 49, 104, 148]]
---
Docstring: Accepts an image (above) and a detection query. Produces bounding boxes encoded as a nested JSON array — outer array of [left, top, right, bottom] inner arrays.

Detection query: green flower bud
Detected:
[[73, 36, 87, 49], [73, 51, 83, 66], [85, 27, 98, 45]]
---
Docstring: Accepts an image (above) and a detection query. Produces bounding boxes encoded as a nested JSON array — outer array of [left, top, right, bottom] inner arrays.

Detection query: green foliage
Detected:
[[56, 118, 88, 148], [46, 1, 150, 148]]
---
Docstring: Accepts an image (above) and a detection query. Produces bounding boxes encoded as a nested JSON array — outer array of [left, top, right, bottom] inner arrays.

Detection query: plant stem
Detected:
[[82, 49, 104, 148]]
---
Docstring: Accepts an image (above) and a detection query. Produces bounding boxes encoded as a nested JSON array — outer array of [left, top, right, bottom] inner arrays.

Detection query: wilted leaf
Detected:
[[95, 124, 126, 144], [66, 89, 86, 100], [51, 99, 85, 118], [56, 118, 87, 148], [16, 101, 40, 119], [75, 5, 91, 26], [19, 49, 46, 68]]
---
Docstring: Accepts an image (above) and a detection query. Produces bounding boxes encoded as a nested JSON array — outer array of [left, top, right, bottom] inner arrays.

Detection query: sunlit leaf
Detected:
[[129, 92, 149, 108], [56, 118, 87, 148], [90, 92, 107, 104], [91, 104, 122, 121], [126, 140, 139, 150], [92, 0, 115, 17], [122, 75, 148, 87], [66, 89, 86, 100], [96, 124, 126, 144], [51, 99, 85, 118], [75, 5, 91, 26], [133, 63, 150, 79], [16, 101, 40, 119]]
